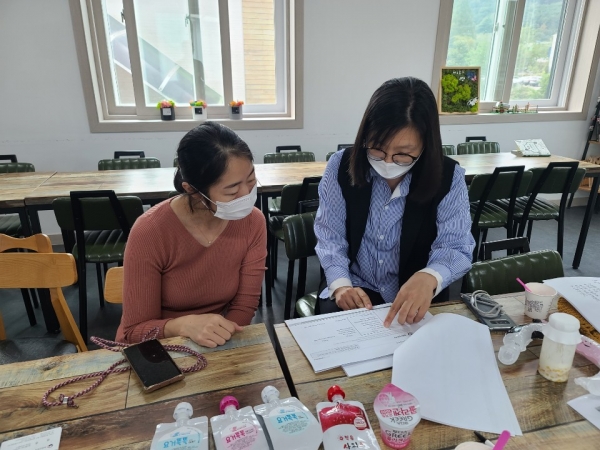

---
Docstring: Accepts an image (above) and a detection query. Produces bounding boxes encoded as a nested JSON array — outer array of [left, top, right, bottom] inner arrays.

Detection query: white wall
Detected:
[[1, 0, 599, 235]]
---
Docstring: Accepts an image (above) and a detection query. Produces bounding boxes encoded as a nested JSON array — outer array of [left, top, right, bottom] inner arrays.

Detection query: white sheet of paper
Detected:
[[0, 427, 62, 450], [285, 305, 432, 372], [543, 277, 600, 331], [515, 139, 550, 156], [568, 394, 600, 430], [391, 313, 522, 435]]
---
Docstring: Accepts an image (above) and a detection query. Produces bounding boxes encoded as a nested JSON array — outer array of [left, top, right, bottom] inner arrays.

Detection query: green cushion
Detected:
[[0, 214, 22, 236], [282, 212, 317, 260], [98, 158, 161, 170], [73, 230, 127, 263], [0, 163, 35, 173], [495, 197, 559, 221], [268, 215, 287, 241], [457, 142, 500, 155], [442, 145, 456, 156], [53, 196, 144, 231], [296, 292, 318, 317], [263, 152, 316, 163], [326, 152, 336, 161], [470, 202, 508, 228], [464, 250, 564, 296]]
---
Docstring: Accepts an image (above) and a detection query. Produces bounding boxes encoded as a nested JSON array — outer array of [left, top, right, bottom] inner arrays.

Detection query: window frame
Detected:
[[432, 0, 600, 124], [69, 0, 303, 132]]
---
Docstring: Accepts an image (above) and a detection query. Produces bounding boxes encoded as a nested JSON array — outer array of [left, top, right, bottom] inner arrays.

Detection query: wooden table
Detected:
[[274, 295, 600, 450], [0, 324, 289, 449]]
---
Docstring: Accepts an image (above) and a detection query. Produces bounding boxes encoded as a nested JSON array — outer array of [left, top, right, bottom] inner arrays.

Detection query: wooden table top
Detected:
[[0, 172, 56, 208], [0, 324, 290, 449], [274, 295, 600, 450]]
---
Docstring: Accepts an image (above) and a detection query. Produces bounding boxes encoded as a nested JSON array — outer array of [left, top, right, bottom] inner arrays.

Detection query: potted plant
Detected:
[[157, 100, 175, 121], [190, 100, 207, 121], [229, 100, 244, 120]]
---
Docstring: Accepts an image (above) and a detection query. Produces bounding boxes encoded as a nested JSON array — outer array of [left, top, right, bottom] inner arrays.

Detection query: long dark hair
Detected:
[[349, 77, 444, 203], [174, 122, 253, 211]]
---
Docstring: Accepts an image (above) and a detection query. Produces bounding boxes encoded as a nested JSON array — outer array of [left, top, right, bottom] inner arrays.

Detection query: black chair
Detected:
[[0, 155, 18, 163], [52, 191, 144, 341], [337, 144, 353, 151], [114, 151, 145, 158], [480, 237, 530, 261], [276, 145, 301, 153], [466, 136, 487, 142]]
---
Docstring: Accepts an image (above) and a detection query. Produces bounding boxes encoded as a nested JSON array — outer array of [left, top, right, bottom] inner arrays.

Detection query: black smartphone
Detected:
[[460, 293, 517, 332], [122, 339, 184, 392]]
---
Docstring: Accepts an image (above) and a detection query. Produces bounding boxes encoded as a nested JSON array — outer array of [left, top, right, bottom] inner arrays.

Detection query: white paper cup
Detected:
[[524, 282, 557, 320]]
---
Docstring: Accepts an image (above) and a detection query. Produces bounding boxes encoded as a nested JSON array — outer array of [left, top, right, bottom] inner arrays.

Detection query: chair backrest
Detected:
[[279, 178, 321, 215], [337, 144, 353, 151], [457, 141, 500, 155], [114, 151, 145, 158], [98, 158, 161, 170], [465, 136, 487, 142], [0, 155, 17, 163], [0, 234, 87, 351], [173, 157, 178, 167], [263, 152, 316, 164], [326, 152, 336, 161], [464, 250, 564, 296], [282, 212, 318, 261], [52, 192, 144, 232], [442, 145, 456, 156], [104, 266, 123, 304], [480, 237, 531, 261], [0, 162, 35, 173], [276, 145, 301, 153]]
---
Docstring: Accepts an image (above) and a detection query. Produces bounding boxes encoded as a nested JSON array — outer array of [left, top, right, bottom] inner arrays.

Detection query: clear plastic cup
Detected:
[[524, 282, 557, 320]]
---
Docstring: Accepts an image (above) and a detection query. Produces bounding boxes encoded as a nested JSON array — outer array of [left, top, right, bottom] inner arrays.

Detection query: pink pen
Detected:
[[493, 430, 511, 450], [516, 278, 532, 293]]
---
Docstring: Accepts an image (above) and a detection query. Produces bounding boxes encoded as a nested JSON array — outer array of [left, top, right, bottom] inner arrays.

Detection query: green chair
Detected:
[[457, 141, 500, 155], [52, 191, 144, 341], [465, 136, 487, 142], [282, 212, 320, 319], [0, 162, 35, 173], [114, 151, 145, 158], [469, 166, 531, 261], [326, 152, 336, 161], [266, 177, 320, 307], [98, 158, 161, 170], [276, 145, 301, 153], [0, 155, 18, 163], [337, 144, 353, 151], [464, 249, 564, 296], [442, 145, 456, 156], [494, 162, 585, 257]]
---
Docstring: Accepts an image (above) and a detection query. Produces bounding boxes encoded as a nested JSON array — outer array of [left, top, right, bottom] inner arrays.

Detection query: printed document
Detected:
[[285, 304, 432, 373], [543, 277, 600, 331], [392, 313, 522, 435]]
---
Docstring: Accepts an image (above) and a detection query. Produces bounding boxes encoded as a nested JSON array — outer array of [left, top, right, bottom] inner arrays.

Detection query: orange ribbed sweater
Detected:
[[116, 199, 267, 343]]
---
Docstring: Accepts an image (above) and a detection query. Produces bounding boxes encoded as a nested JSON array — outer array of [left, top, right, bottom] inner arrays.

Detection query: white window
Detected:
[[434, 0, 599, 118], [71, 0, 302, 131]]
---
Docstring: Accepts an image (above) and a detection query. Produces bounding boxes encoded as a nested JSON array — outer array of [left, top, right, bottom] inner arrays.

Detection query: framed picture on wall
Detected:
[[439, 67, 480, 114]]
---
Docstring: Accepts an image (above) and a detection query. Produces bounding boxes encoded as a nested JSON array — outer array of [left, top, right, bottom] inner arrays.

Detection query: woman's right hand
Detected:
[[333, 286, 372, 310], [165, 314, 244, 348]]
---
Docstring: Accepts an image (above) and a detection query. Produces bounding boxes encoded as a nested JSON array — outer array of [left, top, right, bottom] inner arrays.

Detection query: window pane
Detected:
[[103, 0, 135, 106], [510, 0, 567, 101], [447, 0, 498, 101], [134, 0, 195, 106], [229, 0, 277, 105]]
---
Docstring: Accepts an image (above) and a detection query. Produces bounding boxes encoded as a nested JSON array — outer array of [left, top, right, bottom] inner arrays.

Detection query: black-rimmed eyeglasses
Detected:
[[365, 147, 423, 166]]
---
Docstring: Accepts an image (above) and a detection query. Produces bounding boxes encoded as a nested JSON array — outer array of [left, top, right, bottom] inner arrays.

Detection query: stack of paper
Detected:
[[543, 277, 600, 331], [285, 304, 431, 376]]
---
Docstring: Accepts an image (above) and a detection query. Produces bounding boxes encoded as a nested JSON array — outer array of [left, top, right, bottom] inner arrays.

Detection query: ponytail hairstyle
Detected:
[[349, 77, 444, 203], [174, 122, 253, 212]]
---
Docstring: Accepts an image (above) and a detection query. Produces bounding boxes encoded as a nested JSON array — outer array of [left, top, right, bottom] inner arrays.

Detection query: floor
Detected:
[[2, 205, 599, 350]]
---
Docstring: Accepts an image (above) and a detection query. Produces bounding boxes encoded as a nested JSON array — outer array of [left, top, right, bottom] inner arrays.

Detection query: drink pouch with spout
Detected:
[[210, 396, 270, 450], [253, 385, 322, 450], [316, 385, 380, 450], [150, 402, 209, 450]]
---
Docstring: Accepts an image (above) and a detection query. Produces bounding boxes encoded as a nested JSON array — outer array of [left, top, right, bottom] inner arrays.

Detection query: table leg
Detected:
[[573, 176, 599, 269], [261, 194, 273, 307], [17, 208, 32, 237], [26, 205, 42, 234], [272, 327, 298, 398]]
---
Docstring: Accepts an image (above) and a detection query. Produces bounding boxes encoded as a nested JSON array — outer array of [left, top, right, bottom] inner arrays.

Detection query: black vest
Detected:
[[338, 150, 457, 303]]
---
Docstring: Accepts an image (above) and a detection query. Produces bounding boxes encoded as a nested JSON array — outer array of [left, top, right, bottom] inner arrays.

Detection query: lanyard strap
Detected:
[[42, 329, 208, 408]]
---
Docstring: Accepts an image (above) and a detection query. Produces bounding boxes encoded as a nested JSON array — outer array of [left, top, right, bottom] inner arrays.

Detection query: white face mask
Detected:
[[197, 184, 257, 220], [368, 157, 419, 179]]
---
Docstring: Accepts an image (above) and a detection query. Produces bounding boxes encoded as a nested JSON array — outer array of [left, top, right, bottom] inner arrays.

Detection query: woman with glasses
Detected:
[[314, 77, 475, 326]]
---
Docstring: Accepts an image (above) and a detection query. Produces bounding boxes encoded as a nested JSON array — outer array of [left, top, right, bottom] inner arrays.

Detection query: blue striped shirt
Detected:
[[314, 150, 475, 303]]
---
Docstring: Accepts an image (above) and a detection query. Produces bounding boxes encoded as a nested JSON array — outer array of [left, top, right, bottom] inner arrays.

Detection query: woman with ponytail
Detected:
[[116, 122, 266, 347]]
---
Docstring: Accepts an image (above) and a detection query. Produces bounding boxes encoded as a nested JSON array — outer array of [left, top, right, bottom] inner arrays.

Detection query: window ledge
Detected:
[[90, 116, 303, 133], [439, 110, 586, 125]]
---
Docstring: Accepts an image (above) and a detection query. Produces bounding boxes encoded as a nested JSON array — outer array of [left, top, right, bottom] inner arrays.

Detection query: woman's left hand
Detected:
[[383, 272, 437, 327]]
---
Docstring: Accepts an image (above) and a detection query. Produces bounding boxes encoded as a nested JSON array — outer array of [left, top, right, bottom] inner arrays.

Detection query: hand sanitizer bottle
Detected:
[[210, 395, 270, 450], [316, 385, 380, 450], [150, 402, 209, 450], [254, 385, 322, 449]]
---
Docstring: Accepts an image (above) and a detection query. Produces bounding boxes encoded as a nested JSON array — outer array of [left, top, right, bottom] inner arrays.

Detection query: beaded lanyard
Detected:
[[42, 328, 208, 408]]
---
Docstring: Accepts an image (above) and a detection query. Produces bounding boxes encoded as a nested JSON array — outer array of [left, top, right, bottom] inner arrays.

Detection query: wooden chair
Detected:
[[0, 234, 87, 364], [104, 267, 123, 304]]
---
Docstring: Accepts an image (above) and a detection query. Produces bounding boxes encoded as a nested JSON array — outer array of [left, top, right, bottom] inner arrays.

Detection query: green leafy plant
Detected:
[[189, 100, 206, 107], [156, 100, 175, 109], [440, 68, 479, 114]]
